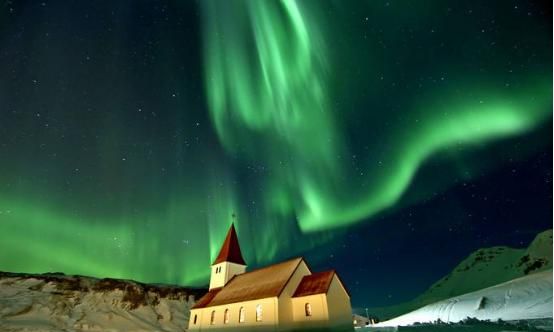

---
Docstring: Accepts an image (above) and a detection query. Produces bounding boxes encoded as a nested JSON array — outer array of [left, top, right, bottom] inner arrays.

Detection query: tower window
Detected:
[[239, 307, 245, 323], [210, 311, 216, 325], [224, 309, 229, 324], [305, 303, 312, 317], [193, 314, 197, 324], [256, 304, 263, 322]]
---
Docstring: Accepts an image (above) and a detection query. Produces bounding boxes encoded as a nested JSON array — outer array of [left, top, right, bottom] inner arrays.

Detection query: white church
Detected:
[[188, 224, 352, 331]]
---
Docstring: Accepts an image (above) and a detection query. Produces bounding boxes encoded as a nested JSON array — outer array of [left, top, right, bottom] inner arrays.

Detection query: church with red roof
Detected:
[[188, 224, 352, 331]]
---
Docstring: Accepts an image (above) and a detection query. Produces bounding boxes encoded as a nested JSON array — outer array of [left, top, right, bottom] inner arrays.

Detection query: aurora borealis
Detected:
[[0, 0, 551, 307], [202, 0, 551, 233]]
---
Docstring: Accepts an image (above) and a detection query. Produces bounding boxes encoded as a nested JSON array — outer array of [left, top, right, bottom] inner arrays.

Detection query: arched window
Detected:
[[256, 304, 263, 322], [239, 307, 245, 323], [224, 309, 230, 324], [193, 314, 197, 324], [305, 303, 312, 317], [210, 310, 216, 325]]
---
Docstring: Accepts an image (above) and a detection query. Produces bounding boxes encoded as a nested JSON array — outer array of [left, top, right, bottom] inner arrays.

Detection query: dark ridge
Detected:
[[0, 270, 207, 308]]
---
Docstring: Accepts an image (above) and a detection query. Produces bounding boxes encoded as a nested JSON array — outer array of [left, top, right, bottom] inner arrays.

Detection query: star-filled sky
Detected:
[[0, 0, 551, 308]]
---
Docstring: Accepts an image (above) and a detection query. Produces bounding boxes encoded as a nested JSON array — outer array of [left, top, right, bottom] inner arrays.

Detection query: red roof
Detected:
[[191, 287, 222, 309], [193, 257, 304, 308], [212, 224, 246, 266], [292, 270, 335, 297]]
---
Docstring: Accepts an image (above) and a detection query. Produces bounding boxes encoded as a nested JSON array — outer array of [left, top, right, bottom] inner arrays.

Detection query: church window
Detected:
[[305, 303, 312, 316], [210, 310, 216, 325], [193, 314, 197, 324], [256, 304, 263, 322], [224, 309, 229, 324], [239, 307, 245, 323]]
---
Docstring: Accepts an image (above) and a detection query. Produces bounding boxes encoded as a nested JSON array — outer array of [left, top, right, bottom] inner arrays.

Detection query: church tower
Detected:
[[209, 223, 247, 290]]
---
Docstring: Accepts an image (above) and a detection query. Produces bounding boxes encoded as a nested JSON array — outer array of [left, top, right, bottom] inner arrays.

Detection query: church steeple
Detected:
[[213, 223, 246, 265], [209, 223, 247, 290]]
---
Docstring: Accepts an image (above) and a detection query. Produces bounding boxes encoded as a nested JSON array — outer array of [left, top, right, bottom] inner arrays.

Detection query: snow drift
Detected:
[[376, 269, 552, 327], [366, 229, 552, 319]]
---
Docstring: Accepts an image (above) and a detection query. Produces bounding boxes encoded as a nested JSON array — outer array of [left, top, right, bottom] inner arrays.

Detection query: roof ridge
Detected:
[[227, 257, 303, 281]]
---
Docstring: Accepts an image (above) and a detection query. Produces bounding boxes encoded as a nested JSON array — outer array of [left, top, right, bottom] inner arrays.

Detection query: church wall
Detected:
[[291, 293, 328, 323], [325, 275, 352, 326], [188, 297, 278, 330], [277, 260, 311, 327], [189, 308, 204, 330]]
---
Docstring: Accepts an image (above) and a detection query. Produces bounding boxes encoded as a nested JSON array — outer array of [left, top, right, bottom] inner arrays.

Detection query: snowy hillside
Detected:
[[376, 269, 553, 327], [368, 229, 552, 319], [0, 271, 205, 332], [420, 229, 552, 303]]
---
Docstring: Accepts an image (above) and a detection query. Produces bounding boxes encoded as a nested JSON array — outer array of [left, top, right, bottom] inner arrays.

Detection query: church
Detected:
[[188, 224, 352, 331]]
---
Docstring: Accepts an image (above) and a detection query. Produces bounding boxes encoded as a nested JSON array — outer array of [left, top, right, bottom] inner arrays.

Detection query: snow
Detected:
[[366, 229, 552, 320], [0, 273, 204, 332], [376, 270, 553, 327], [414, 229, 552, 306]]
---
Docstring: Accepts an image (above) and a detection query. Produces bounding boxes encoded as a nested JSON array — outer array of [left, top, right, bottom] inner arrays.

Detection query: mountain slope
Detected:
[[0, 271, 206, 332], [420, 229, 552, 304], [376, 270, 553, 326], [369, 229, 552, 319]]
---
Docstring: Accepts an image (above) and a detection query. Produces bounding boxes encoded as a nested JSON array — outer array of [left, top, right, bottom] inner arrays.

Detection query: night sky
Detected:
[[0, 0, 551, 309]]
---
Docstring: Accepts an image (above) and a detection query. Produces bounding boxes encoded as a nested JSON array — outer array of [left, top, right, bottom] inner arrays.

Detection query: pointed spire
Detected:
[[213, 223, 246, 265]]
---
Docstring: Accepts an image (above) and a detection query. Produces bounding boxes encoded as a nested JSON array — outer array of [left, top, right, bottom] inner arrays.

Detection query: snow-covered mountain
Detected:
[[368, 229, 552, 319], [420, 229, 552, 303], [0, 271, 205, 332], [376, 269, 552, 326]]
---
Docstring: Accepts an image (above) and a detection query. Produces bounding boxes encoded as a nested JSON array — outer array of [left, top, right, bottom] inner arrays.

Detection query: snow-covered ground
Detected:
[[0, 272, 205, 332], [366, 229, 552, 320], [376, 270, 552, 327]]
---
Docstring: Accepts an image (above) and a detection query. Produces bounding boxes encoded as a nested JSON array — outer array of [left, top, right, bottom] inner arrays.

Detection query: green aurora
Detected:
[[0, 0, 551, 290], [202, 0, 551, 233]]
